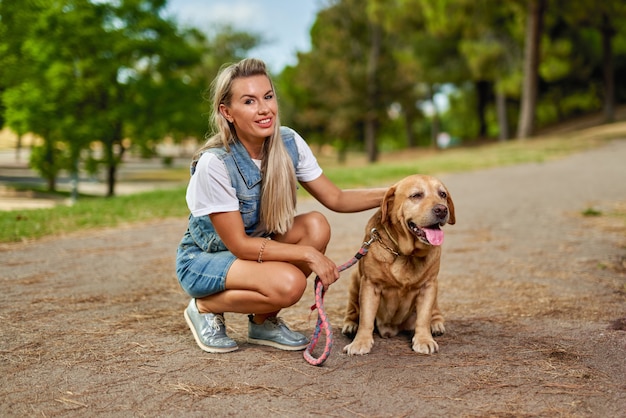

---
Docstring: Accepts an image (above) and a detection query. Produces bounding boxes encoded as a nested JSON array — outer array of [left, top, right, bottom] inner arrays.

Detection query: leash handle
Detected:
[[303, 277, 333, 366], [303, 235, 374, 366]]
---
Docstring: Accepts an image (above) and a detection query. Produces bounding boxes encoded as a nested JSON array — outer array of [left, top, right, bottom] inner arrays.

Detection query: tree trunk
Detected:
[[516, 0, 546, 139], [429, 85, 440, 148], [601, 12, 616, 123], [476, 80, 490, 138], [496, 87, 509, 141], [15, 134, 23, 162], [47, 176, 56, 192], [44, 138, 56, 192], [106, 162, 116, 197], [105, 122, 124, 197], [365, 21, 381, 163], [404, 111, 416, 148]]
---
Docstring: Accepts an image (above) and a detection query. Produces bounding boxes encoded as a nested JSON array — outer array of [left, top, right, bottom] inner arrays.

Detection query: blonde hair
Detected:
[[194, 58, 297, 235]]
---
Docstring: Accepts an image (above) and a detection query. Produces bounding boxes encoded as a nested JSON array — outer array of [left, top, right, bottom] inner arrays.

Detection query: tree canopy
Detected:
[[0, 0, 259, 195], [1, 0, 625, 189]]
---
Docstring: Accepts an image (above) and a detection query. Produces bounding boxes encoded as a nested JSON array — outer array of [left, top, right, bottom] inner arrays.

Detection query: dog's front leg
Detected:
[[341, 270, 361, 335], [412, 280, 439, 354], [343, 280, 380, 355], [430, 295, 446, 336]]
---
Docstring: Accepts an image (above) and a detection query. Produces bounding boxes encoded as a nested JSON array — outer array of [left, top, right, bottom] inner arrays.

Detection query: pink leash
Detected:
[[303, 231, 377, 366]]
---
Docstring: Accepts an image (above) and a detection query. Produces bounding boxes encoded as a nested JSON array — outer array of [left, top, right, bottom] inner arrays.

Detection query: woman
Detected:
[[176, 58, 386, 353]]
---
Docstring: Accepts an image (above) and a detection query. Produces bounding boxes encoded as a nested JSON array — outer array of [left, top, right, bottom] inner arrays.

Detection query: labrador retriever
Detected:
[[342, 174, 455, 355]]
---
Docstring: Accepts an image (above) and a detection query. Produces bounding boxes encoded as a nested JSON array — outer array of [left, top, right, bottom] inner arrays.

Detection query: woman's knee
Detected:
[[273, 269, 307, 307], [301, 211, 331, 250]]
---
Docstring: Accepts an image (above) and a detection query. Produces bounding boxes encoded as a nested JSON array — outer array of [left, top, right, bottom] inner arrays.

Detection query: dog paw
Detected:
[[430, 321, 445, 336], [343, 337, 374, 355], [412, 336, 439, 354], [341, 321, 358, 336]]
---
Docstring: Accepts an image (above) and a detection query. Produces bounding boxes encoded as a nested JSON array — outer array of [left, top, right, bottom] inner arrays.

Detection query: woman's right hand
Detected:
[[307, 250, 340, 291]]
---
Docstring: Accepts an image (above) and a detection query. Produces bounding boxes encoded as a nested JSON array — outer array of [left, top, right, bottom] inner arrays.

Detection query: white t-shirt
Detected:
[[186, 128, 323, 217]]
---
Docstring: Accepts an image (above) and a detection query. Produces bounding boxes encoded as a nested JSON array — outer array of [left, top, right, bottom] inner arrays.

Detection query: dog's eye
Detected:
[[410, 192, 424, 199], [439, 191, 447, 199]]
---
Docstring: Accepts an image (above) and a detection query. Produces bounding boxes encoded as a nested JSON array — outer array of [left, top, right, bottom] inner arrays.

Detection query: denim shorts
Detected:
[[176, 234, 237, 299]]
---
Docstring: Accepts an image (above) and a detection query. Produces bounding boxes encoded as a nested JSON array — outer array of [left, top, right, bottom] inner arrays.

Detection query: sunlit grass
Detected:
[[0, 189, 189, 243], [1, 122, 624, 243], [318, 128, 613, 188]]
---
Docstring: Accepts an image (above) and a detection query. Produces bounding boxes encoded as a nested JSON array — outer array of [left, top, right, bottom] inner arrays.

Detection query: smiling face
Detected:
[[219, 74, 277, 149], [381, 175, 456, 253]]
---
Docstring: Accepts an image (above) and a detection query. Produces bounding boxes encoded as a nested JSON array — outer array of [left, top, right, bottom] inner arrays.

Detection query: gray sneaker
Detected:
[[247, 315, 309, 351], [184, 299, 238, 353]]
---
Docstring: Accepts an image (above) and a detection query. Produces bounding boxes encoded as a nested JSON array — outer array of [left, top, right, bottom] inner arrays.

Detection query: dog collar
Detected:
[[373, 227, 400, 257]]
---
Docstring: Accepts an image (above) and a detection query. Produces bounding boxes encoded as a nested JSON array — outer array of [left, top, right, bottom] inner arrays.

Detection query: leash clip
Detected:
[[364, 228, 379, 247]]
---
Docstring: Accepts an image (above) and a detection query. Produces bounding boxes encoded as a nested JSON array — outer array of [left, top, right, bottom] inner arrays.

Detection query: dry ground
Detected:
[[1, 140, 625, 417]]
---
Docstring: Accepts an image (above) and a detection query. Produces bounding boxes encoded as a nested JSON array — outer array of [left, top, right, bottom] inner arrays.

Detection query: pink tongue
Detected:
[[424, 228, 444, 246]]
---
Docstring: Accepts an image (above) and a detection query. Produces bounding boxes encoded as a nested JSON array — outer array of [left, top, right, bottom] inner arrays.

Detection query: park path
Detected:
[[1, 139, 625, 417]]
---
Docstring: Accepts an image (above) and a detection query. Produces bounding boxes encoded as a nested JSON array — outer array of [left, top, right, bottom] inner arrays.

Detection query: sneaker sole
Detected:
[[247, 337, 308, 351], [184, 309, 238, 353]]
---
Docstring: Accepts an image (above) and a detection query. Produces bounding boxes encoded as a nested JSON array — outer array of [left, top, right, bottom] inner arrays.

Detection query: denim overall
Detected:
[[175, 127, 299, 298]]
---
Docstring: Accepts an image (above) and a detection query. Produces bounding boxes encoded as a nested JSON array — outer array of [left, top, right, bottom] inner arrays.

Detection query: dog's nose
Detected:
[[432, 204, 448, 220]]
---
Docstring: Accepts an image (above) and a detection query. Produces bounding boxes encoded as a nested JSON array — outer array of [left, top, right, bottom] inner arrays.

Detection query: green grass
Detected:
[[318, 128, 614, 188], [1, 122, 624, 243], [0, 188, 190, 243]]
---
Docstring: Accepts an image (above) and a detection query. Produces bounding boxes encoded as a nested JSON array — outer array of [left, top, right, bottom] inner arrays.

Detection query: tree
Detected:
[[1, 0, 79, 191], [0, 0, 207, 195], [560, 0, 626, 122], [278, 0, 626, 152], [287, 0, 374, 161], [89, 0, 206, 196], [402, 0, 525, 141], [286, 0, 424, 162], [370, 0, 432, 148], [454, 1, 524, 141], [517, 0, 547, 139], [363, 8, 383, 162]]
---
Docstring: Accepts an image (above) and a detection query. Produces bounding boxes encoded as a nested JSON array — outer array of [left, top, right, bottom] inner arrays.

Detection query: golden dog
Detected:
[[342, 174, 455, 355]]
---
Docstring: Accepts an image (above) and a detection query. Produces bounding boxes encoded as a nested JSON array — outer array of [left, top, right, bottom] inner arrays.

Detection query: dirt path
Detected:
[[1, 140, 625, 417]]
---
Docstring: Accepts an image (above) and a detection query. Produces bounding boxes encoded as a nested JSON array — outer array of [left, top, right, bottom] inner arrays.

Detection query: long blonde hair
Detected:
[[194, 58, 297, 235]]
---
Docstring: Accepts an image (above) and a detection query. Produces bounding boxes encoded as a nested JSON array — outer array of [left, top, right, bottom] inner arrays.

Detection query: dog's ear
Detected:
[[380, 185, 396, 223], [446, 187, 456, 225]]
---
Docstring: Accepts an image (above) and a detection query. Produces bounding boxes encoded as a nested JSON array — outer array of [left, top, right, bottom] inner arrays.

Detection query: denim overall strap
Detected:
[[229, 139, 262, 189], [187, 128, 300, 252], [227, 128, 299, 185]]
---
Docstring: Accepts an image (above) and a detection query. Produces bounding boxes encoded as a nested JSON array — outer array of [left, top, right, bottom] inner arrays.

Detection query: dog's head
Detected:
[[380, 174, 455, 253]]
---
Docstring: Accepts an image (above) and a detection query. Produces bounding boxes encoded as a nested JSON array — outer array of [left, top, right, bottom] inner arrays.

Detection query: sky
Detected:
[[164, 0, 327, 73]]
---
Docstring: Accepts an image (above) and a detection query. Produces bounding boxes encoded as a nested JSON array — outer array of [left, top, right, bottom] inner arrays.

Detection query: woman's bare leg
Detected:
[[273, 211, 331, 276], [196, 211, 331, 319], [196, 260, 307, 314]]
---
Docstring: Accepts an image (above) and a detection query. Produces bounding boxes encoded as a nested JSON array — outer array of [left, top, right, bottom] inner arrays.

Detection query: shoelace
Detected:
[[205, 314, 226, 333]]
